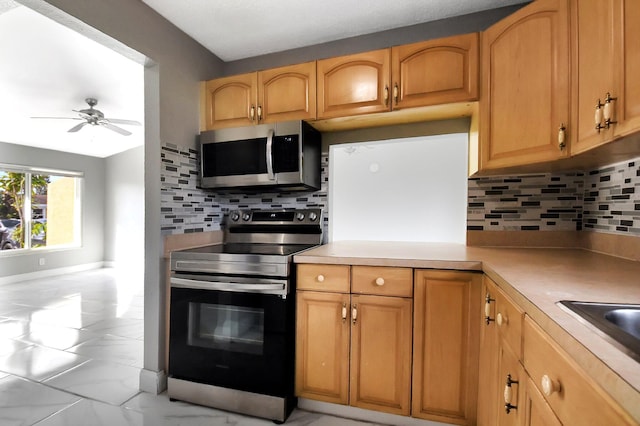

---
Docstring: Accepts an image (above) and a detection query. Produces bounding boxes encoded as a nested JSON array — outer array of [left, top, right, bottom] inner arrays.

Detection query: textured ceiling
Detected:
[[141, 0, 527, 61], [0, 4, 144, 158]]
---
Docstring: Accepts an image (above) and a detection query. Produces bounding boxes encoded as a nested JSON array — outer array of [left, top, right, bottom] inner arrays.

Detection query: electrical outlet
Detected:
[[38, 258, 45, 266]]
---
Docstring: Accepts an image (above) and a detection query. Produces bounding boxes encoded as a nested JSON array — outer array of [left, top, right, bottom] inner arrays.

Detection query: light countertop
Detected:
[[294, 241, 640, 422]]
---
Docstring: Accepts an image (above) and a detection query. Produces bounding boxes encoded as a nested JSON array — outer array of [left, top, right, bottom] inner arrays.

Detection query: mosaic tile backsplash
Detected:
[[161, 142, 640, 238], [161, 142, 328, 238]]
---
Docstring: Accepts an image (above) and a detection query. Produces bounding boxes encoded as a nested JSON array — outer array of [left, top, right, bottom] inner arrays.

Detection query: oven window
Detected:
[[188, 302, 265, 355]]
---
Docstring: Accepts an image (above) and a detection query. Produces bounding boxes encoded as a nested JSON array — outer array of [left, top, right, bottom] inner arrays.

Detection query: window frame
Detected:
[[0, 162, 84, 253]]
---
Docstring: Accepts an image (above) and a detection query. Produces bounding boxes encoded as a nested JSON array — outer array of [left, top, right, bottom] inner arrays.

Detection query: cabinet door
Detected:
[[204, 72, 257, 129], [477, 277, 500, 426], [523, 378, 562, 426], [412, 270, 481, 425], [523, 316, 636, 425], [295, 291, 350, 404], [480, 0, 570, 170], [571, 0, 619, 154], [391, 33, 478, 110], [497, 344, 524, 426], [258, 61, 317, 123], [317, 49, 391, 119], [614, 0, 640, 138], [350, 294, 412, 416]]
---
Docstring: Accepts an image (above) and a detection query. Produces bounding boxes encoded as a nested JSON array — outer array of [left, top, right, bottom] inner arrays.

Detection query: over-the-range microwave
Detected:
[[200, 120, 321, 191]]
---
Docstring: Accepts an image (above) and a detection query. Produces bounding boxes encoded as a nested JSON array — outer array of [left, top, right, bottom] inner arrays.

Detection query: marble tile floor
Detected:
[[0, 268, 383, 426]]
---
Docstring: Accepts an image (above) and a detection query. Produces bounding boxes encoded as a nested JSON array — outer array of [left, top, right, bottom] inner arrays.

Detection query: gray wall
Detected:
[[104, 146, 144, 270], [0, 141, 105, 277]]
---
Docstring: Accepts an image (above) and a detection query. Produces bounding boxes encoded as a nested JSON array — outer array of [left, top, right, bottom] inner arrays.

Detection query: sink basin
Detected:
[[604, 309, 640, 340], [559, 301, 640, 362]]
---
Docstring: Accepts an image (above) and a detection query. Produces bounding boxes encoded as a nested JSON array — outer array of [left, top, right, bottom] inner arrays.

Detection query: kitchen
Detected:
[[1, 0, 640, 425]]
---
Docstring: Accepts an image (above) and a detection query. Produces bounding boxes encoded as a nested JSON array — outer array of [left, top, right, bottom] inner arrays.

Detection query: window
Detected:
[[0, 164, 82, 251]]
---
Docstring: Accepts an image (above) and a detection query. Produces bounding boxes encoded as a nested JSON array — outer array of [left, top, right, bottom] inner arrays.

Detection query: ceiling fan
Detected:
[[31, 98, 141, 136]]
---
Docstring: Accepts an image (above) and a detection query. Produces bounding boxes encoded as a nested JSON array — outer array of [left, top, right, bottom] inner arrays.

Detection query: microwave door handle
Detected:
[[266, 128, 275, 180]]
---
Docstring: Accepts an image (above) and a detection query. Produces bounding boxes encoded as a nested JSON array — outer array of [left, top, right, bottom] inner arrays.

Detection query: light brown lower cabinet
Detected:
[[295, 290, 412, 415], [295, 266, 413, 416], [296, 265, 482, 423], [412, 270, 481, 425]]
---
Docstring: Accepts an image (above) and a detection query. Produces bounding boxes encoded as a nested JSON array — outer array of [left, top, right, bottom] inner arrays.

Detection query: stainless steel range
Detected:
[[168, 208, 323, 423]]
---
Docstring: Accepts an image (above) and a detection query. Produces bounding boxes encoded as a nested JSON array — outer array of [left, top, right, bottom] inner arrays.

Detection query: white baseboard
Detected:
[[298, 399, 448, 426], [0, 262, 106, 286], [139, 369, 167, 394]]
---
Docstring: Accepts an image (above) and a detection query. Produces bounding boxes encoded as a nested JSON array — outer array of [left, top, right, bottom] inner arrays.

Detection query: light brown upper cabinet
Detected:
[[317, 49, 391, 119], [391, 33, 478, 110], [572, 0, 640, 154], [204, 61, 316, 130], [317, 33, 479, 120], [204, 72, 257, 129], [480, 0, 571, 170]]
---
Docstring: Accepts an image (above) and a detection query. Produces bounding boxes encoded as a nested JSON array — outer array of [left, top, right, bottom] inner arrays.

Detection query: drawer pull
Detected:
[[341, 303, 347, 323], [504, 374, 519, 414], [497, 312, 508, 326], [485, 293, 495, 325], [375, 277, 385, 286], [541, 374, 560, 396], [316, 274, 325, 283], [352, 304, 358, 324]]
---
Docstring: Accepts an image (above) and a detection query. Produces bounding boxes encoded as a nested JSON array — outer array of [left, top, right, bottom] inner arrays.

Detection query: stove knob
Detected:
[[296, 212, 305, 221], [242, 213, 251, 221], [309, 212, 318, 221], [230, 212, 240, 221]]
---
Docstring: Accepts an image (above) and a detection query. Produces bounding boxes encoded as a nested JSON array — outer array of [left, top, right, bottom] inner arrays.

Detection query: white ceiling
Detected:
[[0, 0, 525, 158], [140, 0, 527, 61], [0, 2, 144, 158]]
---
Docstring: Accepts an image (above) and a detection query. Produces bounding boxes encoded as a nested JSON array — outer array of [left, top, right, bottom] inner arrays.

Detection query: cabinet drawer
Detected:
[[297, 264, 350, 292], [495, 289, 523, 359], [351, 266, 413, 297], [523, 316, 634, 425]]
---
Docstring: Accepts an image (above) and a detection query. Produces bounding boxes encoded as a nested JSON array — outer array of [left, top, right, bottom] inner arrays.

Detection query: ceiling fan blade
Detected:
[[31, 116, 83, 120], [68, 122, 89, 133], [101, 122, 132, 136], [105, 118, 141, 126]]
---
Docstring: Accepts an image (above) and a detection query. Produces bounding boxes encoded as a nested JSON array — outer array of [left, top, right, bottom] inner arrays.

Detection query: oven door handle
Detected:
[[171, 277, 285, 292]]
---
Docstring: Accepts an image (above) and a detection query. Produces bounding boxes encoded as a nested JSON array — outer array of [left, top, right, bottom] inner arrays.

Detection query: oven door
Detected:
[[168, 285, 295, 398]]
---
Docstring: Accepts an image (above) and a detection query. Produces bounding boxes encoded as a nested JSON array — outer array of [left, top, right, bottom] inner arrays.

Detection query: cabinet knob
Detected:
[[603, 92, 618, 128], [484, 293, 495, 325], [541, 374, 560, 396], [496, 312, 508, 326], [595, 99, 605, 132], [504, 374, 519, 414], [316, 274, 325, 283], [375, 277, 385, 286], [558, 123, 566, 150]]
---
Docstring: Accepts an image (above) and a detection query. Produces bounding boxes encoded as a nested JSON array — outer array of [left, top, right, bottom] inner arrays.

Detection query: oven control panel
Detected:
[[227, 209, 322, 225]]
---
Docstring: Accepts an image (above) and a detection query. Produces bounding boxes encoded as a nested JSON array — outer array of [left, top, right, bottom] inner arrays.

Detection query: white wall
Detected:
[[0, 141, 105, 278], [104, 146, 144, 271], [330, 134, 468, 244]]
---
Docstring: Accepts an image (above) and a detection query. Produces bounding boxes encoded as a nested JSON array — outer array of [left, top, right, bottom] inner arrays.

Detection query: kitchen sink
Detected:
[[559, 301, 640, 362]]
